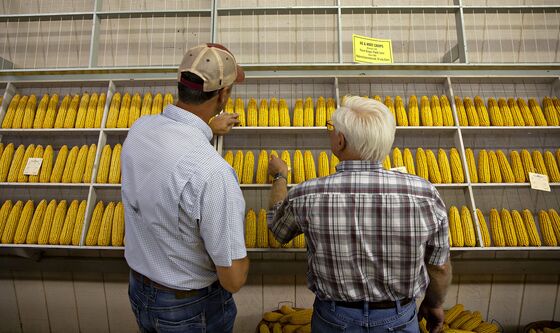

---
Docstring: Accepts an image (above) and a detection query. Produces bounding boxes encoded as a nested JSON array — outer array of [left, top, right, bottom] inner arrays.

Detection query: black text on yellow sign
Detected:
[[352, 34, 394, 64]]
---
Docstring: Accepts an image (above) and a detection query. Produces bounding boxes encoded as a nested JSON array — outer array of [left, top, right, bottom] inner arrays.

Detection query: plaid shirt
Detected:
[[268, 160, 449, 302]]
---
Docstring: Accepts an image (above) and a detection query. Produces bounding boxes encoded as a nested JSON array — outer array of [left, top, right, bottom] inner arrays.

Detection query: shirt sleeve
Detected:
[[267, 194, 301, 244], [425, 190, 450, 265], [198, 166, 247, 267]]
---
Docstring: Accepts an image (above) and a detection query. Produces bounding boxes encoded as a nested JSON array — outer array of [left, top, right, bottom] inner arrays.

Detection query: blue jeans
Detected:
[[311, 297, 419, 333], [128, 272, 236, 333]]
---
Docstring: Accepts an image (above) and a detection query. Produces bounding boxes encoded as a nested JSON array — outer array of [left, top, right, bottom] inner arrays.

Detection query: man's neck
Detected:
[[176, 100, 214, 124]]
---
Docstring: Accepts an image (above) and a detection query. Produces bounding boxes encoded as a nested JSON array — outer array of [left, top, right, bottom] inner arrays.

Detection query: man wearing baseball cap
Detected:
[[122, 43, 248, 333]]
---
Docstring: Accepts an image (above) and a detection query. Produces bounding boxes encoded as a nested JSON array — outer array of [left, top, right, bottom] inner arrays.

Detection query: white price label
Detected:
[[23, 158, 43, 176], [528, 172, 550, 192], [390, 166, 408, 173]]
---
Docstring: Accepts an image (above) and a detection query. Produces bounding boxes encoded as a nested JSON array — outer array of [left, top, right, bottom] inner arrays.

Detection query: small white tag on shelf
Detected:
[[23, 158, 43, 176], [390, 166, 407, 173], [529, 172, 550, 192]]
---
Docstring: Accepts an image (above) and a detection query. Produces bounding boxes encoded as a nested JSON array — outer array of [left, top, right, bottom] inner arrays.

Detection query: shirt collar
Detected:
[[335, 160, 383, 172], [162, 104, 213, 141]]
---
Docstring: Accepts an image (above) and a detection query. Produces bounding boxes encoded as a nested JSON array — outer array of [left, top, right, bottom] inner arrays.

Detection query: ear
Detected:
[[217, 86, 231, 104], [335, 131, 346, 151]]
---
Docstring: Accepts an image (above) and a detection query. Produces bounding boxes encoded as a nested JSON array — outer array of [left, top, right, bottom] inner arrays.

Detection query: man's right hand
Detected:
[[418, 302, 445, 333], [268, 155, 288, 178]]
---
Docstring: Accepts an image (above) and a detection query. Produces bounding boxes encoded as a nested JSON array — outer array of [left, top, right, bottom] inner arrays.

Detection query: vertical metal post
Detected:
[[454, 0, 468, 63], [88, 0, 102, 67], [337, 0, 343, 63], [211, 0, 218, 43]]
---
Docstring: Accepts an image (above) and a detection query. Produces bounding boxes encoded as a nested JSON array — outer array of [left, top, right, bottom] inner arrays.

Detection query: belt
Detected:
[[131, 269, 220, 299], [334, 298, 413, 310]]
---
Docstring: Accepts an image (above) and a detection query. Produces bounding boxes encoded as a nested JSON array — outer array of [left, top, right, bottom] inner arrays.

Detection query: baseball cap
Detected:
[[178, 43, 245, 92]]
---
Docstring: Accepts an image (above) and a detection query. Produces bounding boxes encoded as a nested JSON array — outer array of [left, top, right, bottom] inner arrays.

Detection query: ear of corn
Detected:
[[85, 201, 105, 246], [500, 209, 517, 246], [258, 99, 269, 127], [33, 94, 49, 128], [392, 147, 404, 168], [95, 93, 106, 128], [245, 209, 257, 248], [82, 144, 97, 183], [419, 96, 432, 126], [522, 209, 541, 246], [438, 149, 453, 184], [53, 95, 70, 128], [449, 206, 464, 247], [108, 144, 122, 184], [464, 97, 480, 126], [474, 96, 490, 126], [232, 150, 244, 182], [140, 92, 153, 117], [71, 145, 89, 183], [490, 209, 505, 247], [0, 143, 15, 182], [318, 151, 330, 178], [426, 149, 441, 184], [13, 200, 35, 244], [542, 97, 559, 126], [304, 150, 316, 181], [20, 94, 37, 129], [1, 200, 24, 243], [59, 200, 79, 245], [416, 148, 429, 181], [403, 148, 416, 175], [384, 96, 397, 122], [454, 96, 469, 126], [548, 209, 560, 245], [7, 144, 26, 182], [269, 98, 280, 127], [84, 92, 98, 128], [497, 98, 514, 126], [461, 316, 482, 331], [532, 150, 547, 176], [74, 93, 90, 128], [242, 151, 255, 184], [106, 92, 121, 128], [450, 311, 472, 329], [28, 145, 44, 183], [511, 210, 529, 247], [151, 93, 163, 115], [224, 98, 234, 114], [96, 144, 112, 183], [440, 95, 454, 126], [247, 98, 258, 127], [510, 151, 526, 183], [520, 149, 536, 179], [97, 202, 115, 246], [16, 144, 36, 183], [517, 98, 535, 126], [279, 98, 290, 127], [256, 209, 268, 248], [37, 200, 57, 245], [48, 200, 68, 245], [268, 230, 281, 248], [50, 145, 69, 183], [293, 99, 304, 127], [487, 97, 504, 126], [496, 150, 514, 183], [477, 149, 490, 183], [72, 200, 88, 246], [474, 322, 499, 333], [235, 98, 246, 126], [475, 209, 491, 247], [528, 98, 547, 126], [42, 94, 59, 128], [163, 93, 174, 107], [293, 150, 305, 184], [544, 150, 560, 182], [128, 93, 142, 127], [293, 234, 306, 248], [408, 95, 420, 126], [61, 146, 79, 183], [2, 94, 21, 128], [315, 96, 326, 127], [430, 95, 444, 126], [63, 94, 80, 128], [460, 206, 476, 247], [25, 199, 47, 244], [303, 97, 314, 127], [506, 97, 525, 126], [444, 304, 465, 324], [224, 150, 234, 166], [449, 148, 464, 183], [0, 200, 14, 238], [39, 145, 54, 183], [538, 210, 557, 246], [11, 95, 29, 129], [255, 150, 269, 184], [116, 93, 131, 128], [382, 155, 391, 170], [395, 96, 408, 126]]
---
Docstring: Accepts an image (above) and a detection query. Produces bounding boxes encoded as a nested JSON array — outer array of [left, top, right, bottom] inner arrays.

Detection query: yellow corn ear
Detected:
[[477, 149, 490, 183], [520, 149, 536, 179], [293, 150, 305, 184], [25, 199, 47, 244], [487, 97, 504, 126], [1, 200, 24, 243], [510, 151, 526, 183], [461, 206, 476, 247], [542, 97, 559, 126], [116, 93, 131, 128], [403, 148, 416, 175], [490, 209, 505, 247], [293, 234, 306, 248], [464, 97, 480, 126], [392, 147, 404, 168], [517, 98, 535, 126], [62, 94, 80, 128], [315, 96, 326, 127], [497, 98, 514, 126], [151, 93, 163, 115], [61, 146, 79, 183], [426, 149, 441, 184], [20, 94, 37, 129], [450, 311, 474, 330], [235, 98, 246, 126], [488, 150, 502, 183], [108, 144, 122, 184], [97, 202, 115, 246], [257, 209, 268, 248], [224, 98, 233, 114], [454, 96, 469, 126], [94, 93, 106, 128], [37, 200, 57, 245], [242, 151, 255, 184], [70, 145, 89, 183], [33, 94, 49, 128], [522, 209, 541, 246], [258, 99, 268, 127], [16, 144, 36, 183], [277, 151, 291, 184], [440, 95, 454, 126], [247, 98, 258, 127], [59, 200, 79, 245], [496, 150, 515, 183], [548, 209, 560, 245], [269, 98, 279, 127], [449, 206, 464, 247], [140, 92, 153, 117], [419, 96, 432, 126], [82, 144, 97, 183], [544, 150, 560, 182], [6, 144, 25, 182], [304, 150, 316, 181], [39, 145, 54, 183], [96, 144, 112, 183], [511, 210, 529, 247], [0, 143, 15, 182], [382, 155, 391, 170], [163, 93, 174, 107], [84, 92, 98, 128], [71, 200, 87, 246], [528, 98, 547, 126], [85, 201, 105, 246], [500, 209, 517, 246], [224, 150, 234, 167], [74, 93, 90, 128], [279, 98, 290, 127], [318, 151, 330, 178], [507, 97, 525, 126], [416, 148, 429, 181], [245, 209, 256, 248], [268, 150, 279, 183], [50, 145, 69, 183], [445, 304, 465, 324], [303, 97, 314, 127], [326, 98, 336, 122], [532, 150, 547, 176], [268, 230, 281, 248], [0, 200, 14, 238], [474, 96, 490, 126], [538, 210, 557, 246], [42, 94, 59, 128], [474, 322, 499, 333], [394, 96, 408, 126], [28, 145, 44, 183], [384, 96, 397, 122], [48, 200, 68, 245], [232, 150, 244, 182], [106, 92, 121, 128], [330, 153, 339, 175], [449, 148, 464, 183], [461, 316, 483, 331], [111, 202, 125, 246], [475, 209, 491, 247], [408, 95, 420, 126], [10, 95, 29, 128], [430, 95, 444, 126], [255, 150, 269, 184], [293, 99, 304, 127], [12, 200, 34, 244], [128, 93, 142, 127], [438, 149, 452, 183], [2, 94, 21, 128]]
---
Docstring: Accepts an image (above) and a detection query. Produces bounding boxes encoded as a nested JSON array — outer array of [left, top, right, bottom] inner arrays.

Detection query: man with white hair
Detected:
[[267, 95, 451, 333]]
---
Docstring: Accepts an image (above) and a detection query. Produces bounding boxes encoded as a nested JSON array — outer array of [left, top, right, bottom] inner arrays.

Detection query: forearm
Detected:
[[216, 256, 250, 293], [424, 260, 452, 307], [268, 178, 288, 209]]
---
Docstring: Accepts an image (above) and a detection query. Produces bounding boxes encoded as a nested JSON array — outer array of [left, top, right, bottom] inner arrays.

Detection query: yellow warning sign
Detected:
[[352, 34, 393, 64]]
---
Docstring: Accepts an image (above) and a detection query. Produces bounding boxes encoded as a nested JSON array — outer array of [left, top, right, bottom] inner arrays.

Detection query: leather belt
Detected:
[[131, 269, 219, 299], [334, 297, 413, 310]]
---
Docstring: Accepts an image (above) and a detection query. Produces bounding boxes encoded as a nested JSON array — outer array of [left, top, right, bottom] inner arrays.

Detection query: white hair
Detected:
[[331, 95, 396, 162]]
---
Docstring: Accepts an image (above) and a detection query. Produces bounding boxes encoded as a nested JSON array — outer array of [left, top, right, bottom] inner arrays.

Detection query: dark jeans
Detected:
[[312, 297, 419, 333], [128, 272, 236, 333]]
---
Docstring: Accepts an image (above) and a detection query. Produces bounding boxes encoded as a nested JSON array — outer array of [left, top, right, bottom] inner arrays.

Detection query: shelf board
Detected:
[[240, 183, 467, 189], [103, 128, 130, 135], [0, 128, 101, 136], [460, 126, 560, 135], [451, 246, 560, 251], [0, 182, 90, 188], [93, 183, 121, 188], [471, 182, 560, 188], [0, 244, 124, 250], [229, 126, 458, 135]]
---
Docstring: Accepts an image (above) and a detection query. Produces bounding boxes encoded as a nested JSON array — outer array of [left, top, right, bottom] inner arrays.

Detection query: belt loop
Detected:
[[395, 299, 402, 313], [330, 300, 336, 312], [363, 301, 369, 317]]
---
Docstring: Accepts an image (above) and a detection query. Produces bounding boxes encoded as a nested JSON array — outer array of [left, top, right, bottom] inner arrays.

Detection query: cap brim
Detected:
[[235, 65, 245, 83]]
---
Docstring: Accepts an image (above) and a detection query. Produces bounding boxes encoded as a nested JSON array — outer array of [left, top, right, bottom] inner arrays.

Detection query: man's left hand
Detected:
[[209, 113, 240, 135]]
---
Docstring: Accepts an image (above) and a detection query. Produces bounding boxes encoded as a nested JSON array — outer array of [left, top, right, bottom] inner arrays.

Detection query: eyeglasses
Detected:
[[326, 120, 335, 131]]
